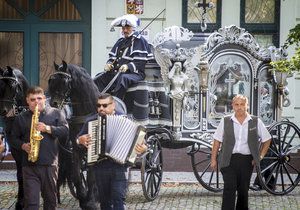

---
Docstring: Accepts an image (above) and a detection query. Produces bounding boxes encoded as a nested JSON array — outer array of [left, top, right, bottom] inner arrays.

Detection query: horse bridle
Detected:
[[49, 71, 72, 109], [0, 76, 24, 116]]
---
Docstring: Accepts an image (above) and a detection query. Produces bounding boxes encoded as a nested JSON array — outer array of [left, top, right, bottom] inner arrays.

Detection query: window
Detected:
[[241, 0, 280, 47], [182, 0, 222, 33]]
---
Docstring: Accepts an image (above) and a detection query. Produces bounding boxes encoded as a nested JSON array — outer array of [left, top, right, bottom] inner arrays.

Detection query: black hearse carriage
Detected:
[[128, 25, 300, 201]]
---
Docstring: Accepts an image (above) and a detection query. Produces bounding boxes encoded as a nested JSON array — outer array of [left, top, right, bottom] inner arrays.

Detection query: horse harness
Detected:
[[0, 76, 27, 117], [48, 71, 72, 109]]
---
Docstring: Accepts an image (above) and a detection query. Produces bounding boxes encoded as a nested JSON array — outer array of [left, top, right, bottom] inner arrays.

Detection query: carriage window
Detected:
[[208, 54, 252, 127], [0, 32, 23, 69], [39, 33, 82, 89]]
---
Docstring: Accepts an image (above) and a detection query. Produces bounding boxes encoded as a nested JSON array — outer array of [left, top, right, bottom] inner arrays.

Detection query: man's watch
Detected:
[[45, 125, 51, 133]]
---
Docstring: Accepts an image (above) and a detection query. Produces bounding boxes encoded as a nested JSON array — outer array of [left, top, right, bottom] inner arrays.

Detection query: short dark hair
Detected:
[[26, 86, 44, 97], [98, 93, 114, 102]]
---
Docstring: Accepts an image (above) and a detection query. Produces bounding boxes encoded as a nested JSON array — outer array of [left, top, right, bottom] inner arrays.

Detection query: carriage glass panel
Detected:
[[207, 53, 252, 129], [258, 67, 275, 126], [182, 68, 201, 130]]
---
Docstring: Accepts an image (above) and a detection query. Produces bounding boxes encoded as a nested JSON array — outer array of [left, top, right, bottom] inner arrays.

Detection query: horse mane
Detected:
[[66, 64, 100, 114]]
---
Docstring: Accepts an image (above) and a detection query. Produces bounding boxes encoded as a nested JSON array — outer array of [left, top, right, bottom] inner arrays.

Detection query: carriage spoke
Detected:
[[286, 144, 300, 155], [154, 172, 162, 182], [154, 174, 159, 192], [200, 162, 211, 178], [280, 165, 285, 192], [268, 147, 279, 156], [208, 170, 214, 186], [145, 168, 151, 174], [151, 173, 157, 197], [195, 157, 210, 167], [282, 164, 295, 185], [152, 151, 161, 163], [148, 174, 153, 196], [197, 149, 212, 155], [283, 131, 296, 152], [145, 170, 151, 182], [281, 125, 291, 150], [261, 161, 277, 174], [270, 139, 280, 155], [265, 162, 278, 184], [286, 162, 300, 174]]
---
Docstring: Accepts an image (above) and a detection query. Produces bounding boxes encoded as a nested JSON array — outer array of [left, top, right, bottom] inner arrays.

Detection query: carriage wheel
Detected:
[[257, 121, 300, 195], [190, 142, 223, 192], [141, 134, 163, 201]]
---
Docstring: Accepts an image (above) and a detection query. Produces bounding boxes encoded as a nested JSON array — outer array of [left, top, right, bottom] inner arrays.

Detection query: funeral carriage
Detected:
[[125, 25, 300, 201]]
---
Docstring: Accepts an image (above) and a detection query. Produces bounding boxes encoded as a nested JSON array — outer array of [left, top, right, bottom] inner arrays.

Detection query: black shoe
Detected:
[[15, 201, 24, 210]]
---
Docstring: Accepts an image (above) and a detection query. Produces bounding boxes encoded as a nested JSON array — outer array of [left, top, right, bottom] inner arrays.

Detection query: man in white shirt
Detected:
[[211, 94, 271, 210]]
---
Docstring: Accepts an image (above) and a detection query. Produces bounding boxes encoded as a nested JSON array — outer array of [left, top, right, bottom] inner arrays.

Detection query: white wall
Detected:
[[280, 0, 299, 125], [222, 0, 240, 27], [91, 0, 107, 77]]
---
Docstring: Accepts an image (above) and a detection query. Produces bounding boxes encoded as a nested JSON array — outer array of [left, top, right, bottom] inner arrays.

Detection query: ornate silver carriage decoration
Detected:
[[137, 25, 300, 200]]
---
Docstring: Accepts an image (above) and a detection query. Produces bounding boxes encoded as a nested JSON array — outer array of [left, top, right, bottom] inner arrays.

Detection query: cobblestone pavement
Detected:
[[1, 181, 300, 210]]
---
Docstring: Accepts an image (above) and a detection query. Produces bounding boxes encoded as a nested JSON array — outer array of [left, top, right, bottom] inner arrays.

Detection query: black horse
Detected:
[[49, 61, 100, 209], [0, 66, 29, 209]]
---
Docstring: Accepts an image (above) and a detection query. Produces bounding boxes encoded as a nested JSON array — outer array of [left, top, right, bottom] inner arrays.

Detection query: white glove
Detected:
[[119, 64, 128, 73], [104, 63, 113, 72]]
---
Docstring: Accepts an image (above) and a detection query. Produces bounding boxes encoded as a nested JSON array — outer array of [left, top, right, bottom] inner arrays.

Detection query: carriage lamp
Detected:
[[198, 60, 209, 92]]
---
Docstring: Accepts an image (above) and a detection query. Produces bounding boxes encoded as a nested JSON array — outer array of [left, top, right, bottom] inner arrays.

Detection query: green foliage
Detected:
[[271, 24, 300, 73], [284, 24, 300, 47]]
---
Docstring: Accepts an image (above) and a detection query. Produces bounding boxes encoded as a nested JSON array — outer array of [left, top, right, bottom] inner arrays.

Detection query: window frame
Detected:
[[240, 0, 280, 47], [182, 0, 222, 33]]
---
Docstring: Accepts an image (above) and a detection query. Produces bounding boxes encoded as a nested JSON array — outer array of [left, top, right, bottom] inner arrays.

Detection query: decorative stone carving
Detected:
[[152, 26, 194, 48]]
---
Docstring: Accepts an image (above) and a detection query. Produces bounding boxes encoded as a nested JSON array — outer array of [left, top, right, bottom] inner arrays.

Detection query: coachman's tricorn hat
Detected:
[[110, 14, 140, 32]]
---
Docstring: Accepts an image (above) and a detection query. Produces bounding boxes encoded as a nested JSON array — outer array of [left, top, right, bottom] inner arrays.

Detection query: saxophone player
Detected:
[[11, 86, 69, 210]]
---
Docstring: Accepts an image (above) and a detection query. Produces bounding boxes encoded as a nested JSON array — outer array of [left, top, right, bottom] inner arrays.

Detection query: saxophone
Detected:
[[28, 105, 44, 162]]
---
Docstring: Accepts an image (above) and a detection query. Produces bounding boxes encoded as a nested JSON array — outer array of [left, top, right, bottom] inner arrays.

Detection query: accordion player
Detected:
[[87, 114, 146, 165]]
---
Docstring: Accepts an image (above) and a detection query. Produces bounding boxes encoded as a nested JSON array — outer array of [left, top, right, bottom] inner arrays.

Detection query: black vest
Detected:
[[219, 115, 260, 169]]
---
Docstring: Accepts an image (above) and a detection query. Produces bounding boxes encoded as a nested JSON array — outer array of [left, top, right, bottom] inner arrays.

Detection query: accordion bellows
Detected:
[[87, 115, 146, 165]]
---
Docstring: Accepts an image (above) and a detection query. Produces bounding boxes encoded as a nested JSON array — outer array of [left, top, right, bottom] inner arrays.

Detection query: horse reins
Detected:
[[49, 71, 72, 109], [0, 76, 24, 117]]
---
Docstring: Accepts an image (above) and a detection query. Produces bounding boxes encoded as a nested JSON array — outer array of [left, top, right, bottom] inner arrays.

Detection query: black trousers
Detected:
[[221, 153, 253, 210], [23, 165, 58, 210], [10, 148, 24, 209]]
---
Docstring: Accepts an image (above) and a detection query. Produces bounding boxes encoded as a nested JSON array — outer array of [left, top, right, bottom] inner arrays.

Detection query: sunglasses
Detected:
[[96, 102, 112, 108], [29, 97, 43, 102]]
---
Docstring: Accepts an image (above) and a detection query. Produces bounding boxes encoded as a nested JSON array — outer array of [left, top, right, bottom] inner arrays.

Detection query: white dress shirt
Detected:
[[213, 113, 271, 155]]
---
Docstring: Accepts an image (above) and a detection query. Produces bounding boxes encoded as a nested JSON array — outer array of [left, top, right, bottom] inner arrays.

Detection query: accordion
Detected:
[[87, 115, 146, 165]]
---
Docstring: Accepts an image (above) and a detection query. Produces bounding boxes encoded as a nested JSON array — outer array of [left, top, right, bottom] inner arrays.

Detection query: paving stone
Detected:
[[1, 174, 300, 209]]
